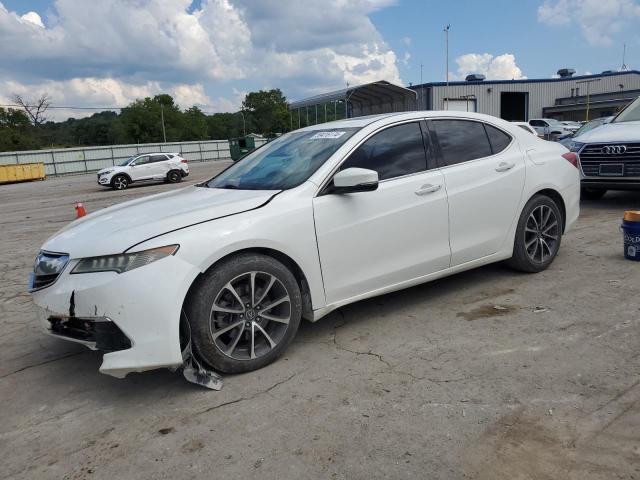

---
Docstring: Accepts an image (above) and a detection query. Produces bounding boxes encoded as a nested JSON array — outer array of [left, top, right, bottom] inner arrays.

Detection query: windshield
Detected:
[[613, 96, 640, 123], [118, 155, 137, 166], [573, 118, 607, 137], [206, 127, 360, 190]]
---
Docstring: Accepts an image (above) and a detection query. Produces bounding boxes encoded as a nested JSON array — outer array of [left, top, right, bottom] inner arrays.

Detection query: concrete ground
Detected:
[[1, 162, 639, 480]]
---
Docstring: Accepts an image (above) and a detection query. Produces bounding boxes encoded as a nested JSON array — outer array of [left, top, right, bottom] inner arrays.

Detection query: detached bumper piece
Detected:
[[48, 316, 132, 352]]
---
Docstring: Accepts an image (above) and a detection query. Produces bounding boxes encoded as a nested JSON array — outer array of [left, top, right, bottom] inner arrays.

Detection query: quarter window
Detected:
[[340, 122, 428, 180], [484, 124, 512, 154], [430, 120, 492, 166]]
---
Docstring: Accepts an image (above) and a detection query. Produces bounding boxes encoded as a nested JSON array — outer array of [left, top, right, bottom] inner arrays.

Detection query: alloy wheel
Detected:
[[113, 176, 128, 190], [209, 271, 291, 361], [524, 204, 559, 263]]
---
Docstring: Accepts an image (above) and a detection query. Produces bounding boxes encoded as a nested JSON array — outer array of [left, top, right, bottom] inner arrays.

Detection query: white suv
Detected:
[[529, 118, 575, 137], [97, 153, 189, 190]]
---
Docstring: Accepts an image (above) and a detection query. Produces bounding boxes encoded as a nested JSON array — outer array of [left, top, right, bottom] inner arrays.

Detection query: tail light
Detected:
[[181, 159, 188, 164], [562, 152, 579, 168]]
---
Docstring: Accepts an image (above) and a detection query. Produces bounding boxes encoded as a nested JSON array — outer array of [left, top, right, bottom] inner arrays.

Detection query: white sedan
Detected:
[[30, 111, 580, 382]]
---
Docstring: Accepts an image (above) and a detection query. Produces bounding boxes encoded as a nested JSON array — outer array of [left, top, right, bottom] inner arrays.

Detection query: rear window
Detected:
[[484, 124, 512, 154], [430, 120, 492, 166]]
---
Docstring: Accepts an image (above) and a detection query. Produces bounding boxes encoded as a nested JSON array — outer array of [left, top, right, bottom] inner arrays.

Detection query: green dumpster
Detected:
[[229, 136, 256, 161]]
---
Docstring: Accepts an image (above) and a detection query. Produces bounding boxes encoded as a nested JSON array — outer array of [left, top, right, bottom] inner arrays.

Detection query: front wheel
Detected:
[[507, 195, 562, 273], [581, 187, 607, 200], [111, 175, 129, 190], [185, 253, 302, 373]]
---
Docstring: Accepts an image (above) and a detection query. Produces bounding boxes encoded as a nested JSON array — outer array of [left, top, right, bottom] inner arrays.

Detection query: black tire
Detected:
[[507, 194, 563, 273], [185, 253, 302, 374], [167, 170, 182, 183], [581, 187, 607, 200], [111, 174, 129, 190]]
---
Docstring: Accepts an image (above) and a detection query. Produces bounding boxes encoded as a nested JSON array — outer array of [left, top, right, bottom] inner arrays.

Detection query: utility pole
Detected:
[[621, 43, 628, 71], [420, 62, 424, 110], [444, 24, 450, 110], [576, 78, 601, 121], [238, 110, 246, 136], [160, 104, 167, 143]]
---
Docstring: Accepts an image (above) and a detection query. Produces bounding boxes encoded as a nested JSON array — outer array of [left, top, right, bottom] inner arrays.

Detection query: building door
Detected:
[[444, 98, 477, 112], [500, 92, 528, 121]]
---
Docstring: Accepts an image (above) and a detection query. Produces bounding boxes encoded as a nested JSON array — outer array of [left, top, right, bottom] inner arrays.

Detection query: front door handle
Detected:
[[415, 184, 442, 196], [495, 162, 515, 172]]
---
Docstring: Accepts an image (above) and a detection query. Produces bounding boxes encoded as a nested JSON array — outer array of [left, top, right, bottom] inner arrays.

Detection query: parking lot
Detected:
[[1, 161, 639, 479]]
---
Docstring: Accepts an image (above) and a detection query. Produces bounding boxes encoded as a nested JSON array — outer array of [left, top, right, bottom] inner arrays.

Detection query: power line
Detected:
[[0, 103, 125, 110]]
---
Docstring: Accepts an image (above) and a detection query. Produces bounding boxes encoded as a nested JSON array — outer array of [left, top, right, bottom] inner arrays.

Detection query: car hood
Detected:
[[97, 165, 127, 174], [575, 121, 640, 143], [42, 186, 279, 258]]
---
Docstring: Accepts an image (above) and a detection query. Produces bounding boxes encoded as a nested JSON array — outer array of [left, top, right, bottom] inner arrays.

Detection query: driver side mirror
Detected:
[[328, 168, 379, 194]]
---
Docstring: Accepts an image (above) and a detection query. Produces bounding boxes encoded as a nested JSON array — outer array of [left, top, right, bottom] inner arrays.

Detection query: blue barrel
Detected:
[[622, 211, 640, 261]]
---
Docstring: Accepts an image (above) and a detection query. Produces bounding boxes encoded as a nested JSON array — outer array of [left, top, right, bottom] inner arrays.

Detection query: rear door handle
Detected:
[[415, 184, 442, 196], [495, 162, 515, 172]]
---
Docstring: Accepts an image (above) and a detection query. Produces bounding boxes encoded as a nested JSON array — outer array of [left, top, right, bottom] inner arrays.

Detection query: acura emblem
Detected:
[[601, 145, 627, 155]]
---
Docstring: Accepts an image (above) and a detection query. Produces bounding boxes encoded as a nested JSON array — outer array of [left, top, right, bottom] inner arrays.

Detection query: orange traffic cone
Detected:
[[75, 202, 87, 218]]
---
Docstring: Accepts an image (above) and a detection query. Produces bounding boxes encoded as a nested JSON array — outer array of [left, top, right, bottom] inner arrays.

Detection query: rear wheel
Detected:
[[185, 253, 302, 373], [507, 195, 562, 273], [111, 175, 129, 190], [581, 187, 607, 200], [167, 170, 182, 183]]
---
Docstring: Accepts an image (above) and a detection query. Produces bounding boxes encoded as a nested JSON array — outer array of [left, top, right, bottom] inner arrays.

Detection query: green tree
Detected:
[[241, 89, 289, 136], [116, 94, 183, 144], [181, 106, 208, 141], [0, 107, 39, 151]]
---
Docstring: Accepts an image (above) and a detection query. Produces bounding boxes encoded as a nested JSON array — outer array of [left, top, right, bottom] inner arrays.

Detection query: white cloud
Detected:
[[452, 53, 526, 81], [0, 0, 402, 115], [20, 11, 44, 27], [0, 77, 214, 120], [538, 0, 640, 46]]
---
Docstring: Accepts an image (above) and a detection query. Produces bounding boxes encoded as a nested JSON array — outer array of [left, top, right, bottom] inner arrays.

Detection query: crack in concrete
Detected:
[[195, 372, 298, 415], [0, 351, 86, 379]]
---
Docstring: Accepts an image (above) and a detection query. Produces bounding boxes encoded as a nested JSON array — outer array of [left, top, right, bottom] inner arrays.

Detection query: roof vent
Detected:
[[557, 68, 576, 78], [465, 74, 486, 82], [601, 70, 615, 74]]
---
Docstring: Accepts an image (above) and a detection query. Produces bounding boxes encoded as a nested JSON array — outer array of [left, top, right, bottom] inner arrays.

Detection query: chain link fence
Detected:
[[0, 138, 267, 177]]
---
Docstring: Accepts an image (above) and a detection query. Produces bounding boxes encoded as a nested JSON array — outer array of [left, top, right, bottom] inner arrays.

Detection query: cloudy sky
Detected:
[[1, 0, 639, 120]]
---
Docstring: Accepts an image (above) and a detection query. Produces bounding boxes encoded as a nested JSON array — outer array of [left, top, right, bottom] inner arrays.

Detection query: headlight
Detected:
[[99, 170, 114, 176], [71, 245, 179, 274], [568, 141, 584, 152]]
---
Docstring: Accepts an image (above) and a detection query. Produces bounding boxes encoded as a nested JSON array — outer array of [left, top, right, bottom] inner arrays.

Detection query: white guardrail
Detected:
[[0, 138, 267, 177]]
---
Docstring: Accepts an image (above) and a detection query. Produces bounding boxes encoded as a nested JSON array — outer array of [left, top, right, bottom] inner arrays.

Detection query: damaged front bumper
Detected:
[[32, 254, 201, 378]]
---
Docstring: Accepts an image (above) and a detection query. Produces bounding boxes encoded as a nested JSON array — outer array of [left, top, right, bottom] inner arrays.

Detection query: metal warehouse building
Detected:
[[411, 69, 640, 121], [290, 70, 640, 125]]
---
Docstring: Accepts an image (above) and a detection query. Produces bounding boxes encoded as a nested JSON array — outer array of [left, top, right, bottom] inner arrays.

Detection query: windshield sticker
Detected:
[[310, 131, 347, 140]]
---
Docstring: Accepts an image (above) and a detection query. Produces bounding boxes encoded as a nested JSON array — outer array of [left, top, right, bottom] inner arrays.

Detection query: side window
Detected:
[[430, 120, 492, 166], [529, 120, 542, 127], [484, 124, 512, 154], [340, 122, 428, 181], [133, 155, 150, 165], [150, 154, 168, 163]]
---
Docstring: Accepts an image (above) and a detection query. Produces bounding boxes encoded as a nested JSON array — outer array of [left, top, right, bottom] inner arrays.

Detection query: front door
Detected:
[[427, 119, 526, 266], [129, 155, 154, 181], [313, 121, 451, 305]]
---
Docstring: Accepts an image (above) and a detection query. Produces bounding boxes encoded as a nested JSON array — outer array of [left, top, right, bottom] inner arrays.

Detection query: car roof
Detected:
[[298, 110, 517, 132]]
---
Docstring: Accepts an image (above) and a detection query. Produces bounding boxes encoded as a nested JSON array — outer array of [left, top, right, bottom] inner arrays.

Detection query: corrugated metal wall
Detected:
[[427, 72, 640, 118], [0, 139, 267, 176]]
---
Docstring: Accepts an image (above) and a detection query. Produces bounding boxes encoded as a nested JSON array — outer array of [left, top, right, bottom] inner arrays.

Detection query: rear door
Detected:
[[427, 119, 525, 266], [148, 154, 170, 179], [313, 121, 451, 304]]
